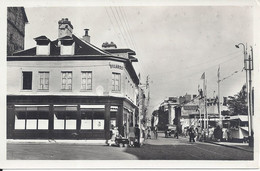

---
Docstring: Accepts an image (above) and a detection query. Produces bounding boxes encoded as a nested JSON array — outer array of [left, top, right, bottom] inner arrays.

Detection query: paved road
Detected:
[[125, 133, 253, 160], [7, 133, 253, 160]]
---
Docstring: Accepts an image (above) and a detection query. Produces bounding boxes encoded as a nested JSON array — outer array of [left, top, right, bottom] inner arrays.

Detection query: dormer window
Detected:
[[59, 36, 75, 55], [34, 36, 50, 55]]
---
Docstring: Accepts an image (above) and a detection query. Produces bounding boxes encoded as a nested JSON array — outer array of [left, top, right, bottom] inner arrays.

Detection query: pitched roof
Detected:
[[13, 34, 111, 56], [21, 7, 28, 23], [103, 48, 136, 55]]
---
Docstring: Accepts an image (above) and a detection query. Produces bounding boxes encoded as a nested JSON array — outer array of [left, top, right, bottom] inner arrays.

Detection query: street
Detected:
[[7, 133, 253, 160]]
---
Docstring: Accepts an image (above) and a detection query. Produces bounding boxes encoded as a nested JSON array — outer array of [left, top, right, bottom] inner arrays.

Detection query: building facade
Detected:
[[7, 7, 28, 56], [7, 18, 139, 140]]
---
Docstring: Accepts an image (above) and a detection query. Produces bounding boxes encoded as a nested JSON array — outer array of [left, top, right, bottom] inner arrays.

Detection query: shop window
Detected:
[[110, 106, 118, 128], [14, 106, 49, 130], [22, 72, 32, 90], [15, 109, 26, 130], [61, 71, 72, 90], [39, 72, 49, 90], [93, 111, 105, 130], [80, 106, 104, 130], [54, 106, 77, 130], [112, 72, 121, 91], [81, 110, 92, 130], [81, 71, 92, 90]]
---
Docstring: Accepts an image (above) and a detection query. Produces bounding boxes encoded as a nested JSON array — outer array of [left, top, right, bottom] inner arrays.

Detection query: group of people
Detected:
[[187, 125, 204, 142], [145, 125, 158, 139], [109, 123, 141, 147], [186, 125, 232, 143]]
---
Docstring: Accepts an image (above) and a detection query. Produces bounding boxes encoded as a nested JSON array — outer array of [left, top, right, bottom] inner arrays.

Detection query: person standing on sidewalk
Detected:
[[135, 124, 140, 147], [153, 125, 158, 139], [129, 123, 135, 147], [188, 126, 196, 142]]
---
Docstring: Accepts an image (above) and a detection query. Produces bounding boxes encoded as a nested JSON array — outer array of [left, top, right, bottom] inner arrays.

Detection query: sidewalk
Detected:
[[205, 140, 253, 152], [7, 139, 107, 145]]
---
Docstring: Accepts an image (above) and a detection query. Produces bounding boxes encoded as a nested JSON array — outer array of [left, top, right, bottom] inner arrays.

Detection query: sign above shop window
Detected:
[[109, 63, 124, 70], [183, 105, 198, 111]]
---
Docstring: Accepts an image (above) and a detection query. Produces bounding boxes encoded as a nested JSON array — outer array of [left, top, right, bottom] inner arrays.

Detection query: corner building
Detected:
[[7, 18, 139, 140]]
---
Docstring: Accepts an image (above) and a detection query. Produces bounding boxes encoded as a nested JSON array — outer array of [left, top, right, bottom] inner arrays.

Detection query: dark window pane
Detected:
[[54, 111, 65, 119], [38, 111, 49, 119], [16, 111, 26, 119], [93, 111, 104, 119], [26, 111, 38, 119], [111, 112, 117, 119], [23, 72, 32, 90], [65, 111, 77, 119], [81, 111, 92, 119]]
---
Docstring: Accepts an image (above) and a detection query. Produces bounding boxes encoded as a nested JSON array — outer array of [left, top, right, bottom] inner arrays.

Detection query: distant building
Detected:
[[7, 18, 140, 140], [7, 7, 28, 56]]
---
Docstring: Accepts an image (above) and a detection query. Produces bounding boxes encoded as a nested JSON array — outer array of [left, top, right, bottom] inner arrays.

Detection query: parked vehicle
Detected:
[[164, 124, 176, 138]]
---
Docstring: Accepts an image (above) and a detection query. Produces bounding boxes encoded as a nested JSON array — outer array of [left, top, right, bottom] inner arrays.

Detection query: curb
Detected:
[[204, 141, 253, 153], [7, 139, 107, 146]]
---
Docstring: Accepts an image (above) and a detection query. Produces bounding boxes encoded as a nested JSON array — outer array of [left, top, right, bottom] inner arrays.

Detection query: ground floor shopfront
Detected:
[[7, 95, 138, 140]]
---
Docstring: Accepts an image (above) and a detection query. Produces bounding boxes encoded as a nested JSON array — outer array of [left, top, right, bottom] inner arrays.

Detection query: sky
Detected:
[[23, 6, 254, 115]]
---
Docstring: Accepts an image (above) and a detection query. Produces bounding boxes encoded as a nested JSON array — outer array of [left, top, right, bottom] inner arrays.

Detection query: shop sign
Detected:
[[183, 105, 198, 110], [109, 63, 124, 70]]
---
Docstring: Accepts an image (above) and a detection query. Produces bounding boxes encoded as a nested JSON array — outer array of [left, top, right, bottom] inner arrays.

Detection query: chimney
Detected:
[[82, 29, 90, 43], [58, 18, 73, 38], [102, 41, 117, 49]]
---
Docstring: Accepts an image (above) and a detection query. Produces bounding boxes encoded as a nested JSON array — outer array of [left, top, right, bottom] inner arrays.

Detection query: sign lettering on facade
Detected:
[[109, 63, 124, 70]]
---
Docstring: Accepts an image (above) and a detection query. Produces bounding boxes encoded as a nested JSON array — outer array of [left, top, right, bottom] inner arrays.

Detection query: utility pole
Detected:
[[235, 43, 252, 147], [247, 46, 254, 147], [205, 79, 208, 131], [203, 73, 206, 130], [217, 65, 222, 126], [146, 75, 150, 129]]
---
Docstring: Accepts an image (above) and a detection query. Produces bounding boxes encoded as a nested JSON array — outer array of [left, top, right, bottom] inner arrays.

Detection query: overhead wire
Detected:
[[105, 7, 123, 46], [109, 6, 130, 48], [118, 7, 148, 78]]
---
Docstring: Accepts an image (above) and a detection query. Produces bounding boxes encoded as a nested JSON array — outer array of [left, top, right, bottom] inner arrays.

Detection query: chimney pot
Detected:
[[82, 29, 90, 43]]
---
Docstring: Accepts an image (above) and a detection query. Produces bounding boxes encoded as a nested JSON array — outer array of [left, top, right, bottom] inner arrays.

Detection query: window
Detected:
[[112, 73, 121, 91], [61, 71, 72, 90], [110, 106, 118, 128], [36, 44, 50, 55], [61, 44, 75, 55], [14, 106, 49, 130], [80, 105, 105, 130], [39, 72, 49, 90], [81, 71, 92, 90], [54, 105, 77, 130], [22, 72, 32, 90]]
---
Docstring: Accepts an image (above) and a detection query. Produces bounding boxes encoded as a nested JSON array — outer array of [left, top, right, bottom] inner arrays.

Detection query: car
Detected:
[[165, 124, 176, 138]]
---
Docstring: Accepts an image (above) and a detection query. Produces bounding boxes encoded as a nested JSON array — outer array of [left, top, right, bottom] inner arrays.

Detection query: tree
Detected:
[[227, 84, 248, 116]]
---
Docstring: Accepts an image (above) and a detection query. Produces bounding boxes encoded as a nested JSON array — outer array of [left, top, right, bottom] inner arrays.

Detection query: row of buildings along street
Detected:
[[6, 6, 255, 162]]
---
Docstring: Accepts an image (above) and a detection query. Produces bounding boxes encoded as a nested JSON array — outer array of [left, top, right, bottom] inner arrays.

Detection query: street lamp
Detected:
[[235, 43, 253, 147]]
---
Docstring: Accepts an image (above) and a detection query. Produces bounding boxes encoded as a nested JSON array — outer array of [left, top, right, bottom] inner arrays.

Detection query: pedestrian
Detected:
[[147, 126, 151, 139], [188, 126, 195, 142], [153, 125, 158, 139], [223, 129, 228, 142], [134, 124, 140, 147], [108, 125, 118, 146], [214, 125, 223, 141], [174, 128, 179, 139], [129, 123, 135, 147]]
